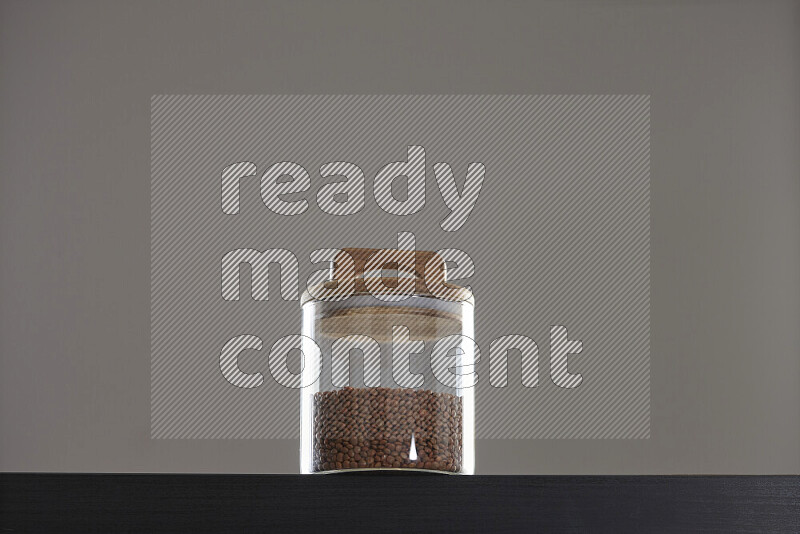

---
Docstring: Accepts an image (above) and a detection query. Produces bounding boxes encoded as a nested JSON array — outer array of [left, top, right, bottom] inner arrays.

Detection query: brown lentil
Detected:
[[312, 387, 463, 473]]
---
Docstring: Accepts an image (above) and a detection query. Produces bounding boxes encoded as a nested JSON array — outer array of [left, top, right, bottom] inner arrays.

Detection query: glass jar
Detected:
[[300, 248, 475, 474]]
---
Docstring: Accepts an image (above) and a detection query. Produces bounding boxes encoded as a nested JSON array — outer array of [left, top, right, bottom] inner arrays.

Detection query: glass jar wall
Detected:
[[299, 248, 475, 474]]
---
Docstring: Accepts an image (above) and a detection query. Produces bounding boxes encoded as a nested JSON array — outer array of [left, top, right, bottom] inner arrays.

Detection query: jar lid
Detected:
[[301, 248, 473, 305]]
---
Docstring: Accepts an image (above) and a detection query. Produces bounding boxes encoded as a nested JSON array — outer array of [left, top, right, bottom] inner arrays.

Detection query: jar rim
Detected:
[[301, 285, 474, 306]]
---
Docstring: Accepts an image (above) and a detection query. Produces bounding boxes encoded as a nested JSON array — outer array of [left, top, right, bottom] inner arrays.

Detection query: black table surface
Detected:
[[1, 474, 798, 533]]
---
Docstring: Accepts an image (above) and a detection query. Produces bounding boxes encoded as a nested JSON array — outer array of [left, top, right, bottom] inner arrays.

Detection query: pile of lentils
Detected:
[[312, 387, 463, 473]]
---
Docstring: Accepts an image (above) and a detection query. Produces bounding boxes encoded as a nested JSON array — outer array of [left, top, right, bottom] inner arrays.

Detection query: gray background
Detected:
[[1, 0, 798, 474]]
